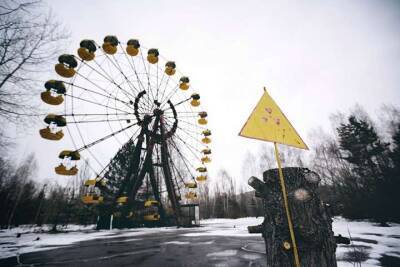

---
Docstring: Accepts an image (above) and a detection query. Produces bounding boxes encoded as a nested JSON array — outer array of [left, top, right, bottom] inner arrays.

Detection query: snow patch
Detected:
[[241, 253, 262, 260], [197, 240, 215, 245], [207, 249, 237, 257], [162, 241, 190, 245], [108, 238, 141, 243], [333, 216, 400, 265], [0, 225, 178, 259], [183, 217, 264, 237]]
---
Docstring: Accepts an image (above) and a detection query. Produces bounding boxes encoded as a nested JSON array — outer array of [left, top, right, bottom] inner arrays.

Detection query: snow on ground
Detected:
[[162, 241, 190, 245], [182, 217, 264, 237], [0, 224, 178, 259], [333, 217, 400, 266], [207, 249, 238, 257], [1, 217, 399, 266]]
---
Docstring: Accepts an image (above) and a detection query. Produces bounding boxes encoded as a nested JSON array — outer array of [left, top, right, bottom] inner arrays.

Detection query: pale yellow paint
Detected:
[[239, 89, 308, 150]]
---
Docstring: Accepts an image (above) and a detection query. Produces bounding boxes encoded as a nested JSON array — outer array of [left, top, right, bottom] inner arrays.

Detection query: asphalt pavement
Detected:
[[0, 227, 267, 267]]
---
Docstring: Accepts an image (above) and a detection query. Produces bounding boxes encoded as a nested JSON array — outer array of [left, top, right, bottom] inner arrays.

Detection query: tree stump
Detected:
[[248, 167, 337, 267]]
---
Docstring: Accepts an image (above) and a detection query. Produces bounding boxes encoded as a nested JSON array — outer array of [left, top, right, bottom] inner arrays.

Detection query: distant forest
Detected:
[[1, 105, 399, 229]]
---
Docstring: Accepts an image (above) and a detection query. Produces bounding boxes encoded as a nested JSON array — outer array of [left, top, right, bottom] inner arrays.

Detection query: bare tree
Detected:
[[308, 127, 352, 186], [6, 153, 37, 227], [257, 144, 276, 172], [378, 104, 400, 142], [257, 144, 305, 174], [0, 0, 69, 123], [241, 151, 259, 189]]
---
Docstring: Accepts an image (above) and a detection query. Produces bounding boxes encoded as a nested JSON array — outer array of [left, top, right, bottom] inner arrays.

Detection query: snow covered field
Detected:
[[0, 217, 399, 266], [0, 224, 182, 259], [332, 217, 400, 266]]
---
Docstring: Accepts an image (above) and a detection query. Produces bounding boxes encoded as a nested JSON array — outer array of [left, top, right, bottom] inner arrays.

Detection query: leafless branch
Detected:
[[0, 0, 70, 129]]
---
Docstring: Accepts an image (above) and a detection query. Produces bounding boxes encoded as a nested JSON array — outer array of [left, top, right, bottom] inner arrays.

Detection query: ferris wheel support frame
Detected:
[[111, 91, 183, 226]]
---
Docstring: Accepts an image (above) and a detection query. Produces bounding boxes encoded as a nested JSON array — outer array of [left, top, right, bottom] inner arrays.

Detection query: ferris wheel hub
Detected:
[[154, 100, 161, 107], [153, 108, 164, 116], [142, 115, 153, 124]]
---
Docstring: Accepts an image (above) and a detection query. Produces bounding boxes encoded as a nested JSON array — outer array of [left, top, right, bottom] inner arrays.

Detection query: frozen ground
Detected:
[[0, 217, 399, 266], [332, 217, 400, 266], [0, 223, 185, 259]]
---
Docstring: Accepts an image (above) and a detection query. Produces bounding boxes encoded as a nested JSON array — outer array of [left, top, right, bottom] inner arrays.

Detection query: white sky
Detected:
[[14, 0, 400, 186]]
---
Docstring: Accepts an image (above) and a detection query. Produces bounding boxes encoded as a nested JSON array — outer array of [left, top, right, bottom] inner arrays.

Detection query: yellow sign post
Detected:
[[239, 87, 308, 267]]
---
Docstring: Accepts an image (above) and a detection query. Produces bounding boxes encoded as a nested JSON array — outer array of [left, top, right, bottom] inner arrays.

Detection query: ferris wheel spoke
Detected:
[[161, 79, 177, 102], [100, 59, 151, 113], [169, 120, 201, 133], [138, 50, 157, 110], [106, 85, 124, 145], [166, 110, 200, 114], [159, 76, 179, 108], [147, 63, 157, 107], [70, 94, 108, 173], [73, 71, 142, 111], [97, 126, 142, 177], [159, 84, 180, 109], [161, 96, 191, 112], [168, 135, 200, 167], [156, 71, 166, 101], [172, 119, 207, 135], [165, 117, 203, 135], [71, 65, 118, 173], [175, 118, 207, 130], [144, 57, 157, 103], [165, 126, 204, 161], [164, 118, 203, 145], [155, 58, 160, 101], [77, 57, 132, 96], [61, 112, 132, 117], [168, 152, 194, 185], [156, 63, 172, 104], [121, 46, 154, 111], [67, 118, 136, 124], [125, 52, 154, 112], [167, 138, 198, 176], [64, 102, 106, 175], [107, 51, 144, 99], [165, 113, 198, 118], [65, 82, 134, 109], [76, 58, 151, 112], [74, 120, 142, 153], [175, 126, 205, 147], [175, 124, 202, 136], [64, 93, 133, 114], [169, 150, 196, 187], [164, 111, 199, 121], [167, 157, 185, 195], [76, 157, 104, 185], [110, 86, 143, 143], [159, 76, 187, 109], [171, 134, 203, 162]]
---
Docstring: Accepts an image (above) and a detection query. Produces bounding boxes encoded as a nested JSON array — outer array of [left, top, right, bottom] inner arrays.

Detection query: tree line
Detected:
[[0, 151, 96, 229], [1, 105, 399, 228], [310, 106, 400, 224]]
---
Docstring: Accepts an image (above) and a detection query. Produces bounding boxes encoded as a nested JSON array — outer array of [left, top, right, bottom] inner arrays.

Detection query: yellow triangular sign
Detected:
[[239, 89, 308, 150]]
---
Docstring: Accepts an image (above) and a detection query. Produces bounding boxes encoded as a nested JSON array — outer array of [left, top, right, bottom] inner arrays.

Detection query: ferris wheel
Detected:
[[39, 36, 212, 225]]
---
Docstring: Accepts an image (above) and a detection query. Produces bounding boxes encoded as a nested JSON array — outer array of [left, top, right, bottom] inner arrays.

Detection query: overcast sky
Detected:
[[15, 0, 400, 186]]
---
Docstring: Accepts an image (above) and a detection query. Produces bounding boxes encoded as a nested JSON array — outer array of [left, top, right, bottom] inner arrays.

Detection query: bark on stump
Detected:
[[248, 167, 337, 267]]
